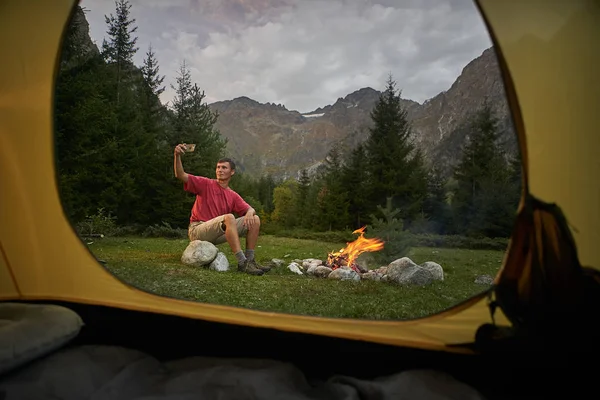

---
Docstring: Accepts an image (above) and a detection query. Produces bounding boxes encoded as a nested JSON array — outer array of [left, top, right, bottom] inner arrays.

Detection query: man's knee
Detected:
[[223, 214, 236, 225], [248, 215, 260, 232], [221, 214, 236, 232]]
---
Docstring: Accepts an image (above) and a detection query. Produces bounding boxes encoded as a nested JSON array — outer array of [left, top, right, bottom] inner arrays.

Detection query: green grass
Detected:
[[87, 235, 504, 320]]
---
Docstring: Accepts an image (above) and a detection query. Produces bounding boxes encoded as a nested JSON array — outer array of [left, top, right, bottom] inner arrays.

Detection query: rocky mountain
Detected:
[[70, 5, 515, 181], [209, 47, 517, 180], [61, 6, 101, 69]]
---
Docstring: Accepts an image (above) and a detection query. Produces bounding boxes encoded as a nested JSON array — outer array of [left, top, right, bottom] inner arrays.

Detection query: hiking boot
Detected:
[[247, 259, 271, 273], [238, 259, 264, 276]]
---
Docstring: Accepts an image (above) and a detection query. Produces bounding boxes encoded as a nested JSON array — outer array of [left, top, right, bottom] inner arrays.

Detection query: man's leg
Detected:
[[222, 214, 243, 254], [188, 218, 224, 243], [242, 215, 270, 272], [245, 215, 259, 252], [222, 214, 264, 276]]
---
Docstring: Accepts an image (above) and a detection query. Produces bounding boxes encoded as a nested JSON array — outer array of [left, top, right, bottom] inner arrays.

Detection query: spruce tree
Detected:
[[140, 43, 166, 121], [55, 9, 114, 224], [141, 44, 165, 97], [363, 74, 429, 226], [101, 0, 139, 113], [404, 147, 429, 228], [138, 43, 168, 148], [340, 143, 370, 229], [170, 60, 193, 137], [367, 197, 413, 265], [295, 169, 312, 228], [451, 102, 513, 237], [422, 164, 451, 234], [316, 147, 349, 231], [130, 44, 174, 226], [257, 174, 277, 215], [101, 0, 139, 68]]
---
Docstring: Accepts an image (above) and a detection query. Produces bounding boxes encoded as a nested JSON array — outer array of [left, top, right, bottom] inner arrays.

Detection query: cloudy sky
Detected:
[[79, 0, 492, 113]]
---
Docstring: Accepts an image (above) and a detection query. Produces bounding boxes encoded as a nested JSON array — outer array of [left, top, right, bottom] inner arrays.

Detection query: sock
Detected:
[[245, 249, 255, 261], [235, 251, 246, 264]]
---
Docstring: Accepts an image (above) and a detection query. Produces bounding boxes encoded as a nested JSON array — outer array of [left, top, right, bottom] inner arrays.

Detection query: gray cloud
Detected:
[[81, 0, 492, 113]]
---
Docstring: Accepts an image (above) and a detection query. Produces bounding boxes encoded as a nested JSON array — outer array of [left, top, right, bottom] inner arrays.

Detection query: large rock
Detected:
[[386, 257, 434, 286], [421, 261, 444, 281], [313, 265, 333, 278], [208, 252, 229, 272], [181, 240, 218, 267], [328, 267, 360, 281]]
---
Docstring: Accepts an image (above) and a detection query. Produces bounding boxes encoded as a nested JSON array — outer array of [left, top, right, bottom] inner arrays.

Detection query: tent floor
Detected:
[[12, 299, 600, 399]]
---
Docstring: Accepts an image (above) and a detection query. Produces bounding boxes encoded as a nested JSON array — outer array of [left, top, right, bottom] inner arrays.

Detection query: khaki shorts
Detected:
[[188, 215, 248, 244]]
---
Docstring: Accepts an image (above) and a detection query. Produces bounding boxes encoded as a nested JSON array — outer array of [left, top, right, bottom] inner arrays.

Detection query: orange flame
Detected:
[[327, 226, 384, 268]]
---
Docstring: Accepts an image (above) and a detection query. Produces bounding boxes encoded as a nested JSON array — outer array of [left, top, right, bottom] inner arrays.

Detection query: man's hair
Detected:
[[218, 157, 236, 170]]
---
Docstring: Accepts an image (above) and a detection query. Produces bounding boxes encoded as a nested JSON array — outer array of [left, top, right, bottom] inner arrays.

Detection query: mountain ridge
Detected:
[[206, 45, 516, 180]]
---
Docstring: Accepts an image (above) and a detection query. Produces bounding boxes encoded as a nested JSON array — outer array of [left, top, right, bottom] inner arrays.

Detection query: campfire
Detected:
[[326, 226, 385, 273]]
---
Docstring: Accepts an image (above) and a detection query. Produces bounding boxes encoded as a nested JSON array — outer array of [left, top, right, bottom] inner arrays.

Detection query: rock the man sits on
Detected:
[[173, 144, 270, 276]]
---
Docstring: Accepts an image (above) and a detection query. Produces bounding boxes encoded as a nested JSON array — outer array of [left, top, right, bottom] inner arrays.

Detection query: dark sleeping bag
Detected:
[[0, 303, 488, 400]]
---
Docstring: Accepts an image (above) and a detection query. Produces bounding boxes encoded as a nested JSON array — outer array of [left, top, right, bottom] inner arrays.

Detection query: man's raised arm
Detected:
[[174, 144, 189, 183]]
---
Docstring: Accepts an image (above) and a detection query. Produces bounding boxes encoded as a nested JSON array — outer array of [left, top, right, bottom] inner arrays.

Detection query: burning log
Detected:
[[326, 254, 362, 273], [326, 226, 384, 273]]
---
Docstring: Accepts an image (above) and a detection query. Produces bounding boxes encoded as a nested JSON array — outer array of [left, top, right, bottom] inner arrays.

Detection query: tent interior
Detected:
[[1, 0, 599, 399]]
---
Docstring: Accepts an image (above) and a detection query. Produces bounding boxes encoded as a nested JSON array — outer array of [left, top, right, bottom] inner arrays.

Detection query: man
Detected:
[[174, 143, 270, 276]]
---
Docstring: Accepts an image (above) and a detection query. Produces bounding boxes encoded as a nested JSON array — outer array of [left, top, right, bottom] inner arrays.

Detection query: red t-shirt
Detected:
[[183, 175, 251, 223]]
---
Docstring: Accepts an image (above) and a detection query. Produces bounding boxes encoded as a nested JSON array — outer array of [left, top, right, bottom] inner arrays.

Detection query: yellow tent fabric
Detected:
[[0, 0, 598, 354]]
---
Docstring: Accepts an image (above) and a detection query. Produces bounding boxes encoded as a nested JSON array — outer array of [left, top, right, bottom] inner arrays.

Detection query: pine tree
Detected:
[[451, 102, 513, 236], [404, 147, 429, 227], [141, 44, 165, 98], [127, 44, 174, 226], [363, 74, 428, 225], [258, 174, 277, 215], [340, 143, 370, 229], [55, 30, 115, 223], [295, 169, 312, 228], [97, 0, 147, 224], [317, 147, 349, 231], [170, 60, 193, 135], [138, 44, 167, 141], [101, 0, 139, 114], [422, 164, 451, 234], [101, 0, 139, 67]]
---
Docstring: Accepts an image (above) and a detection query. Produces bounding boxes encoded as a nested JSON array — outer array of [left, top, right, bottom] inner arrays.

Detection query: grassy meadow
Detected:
[[87, 234, 503, 320]]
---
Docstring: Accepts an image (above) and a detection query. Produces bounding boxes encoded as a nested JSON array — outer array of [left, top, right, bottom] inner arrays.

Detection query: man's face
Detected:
[[216, 162, 234, 180]]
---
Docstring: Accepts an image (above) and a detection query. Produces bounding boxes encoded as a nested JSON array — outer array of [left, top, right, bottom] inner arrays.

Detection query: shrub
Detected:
[[366, 197, 414, 265], [142, 222, 188, 239], [75, 208, 117, 237]]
